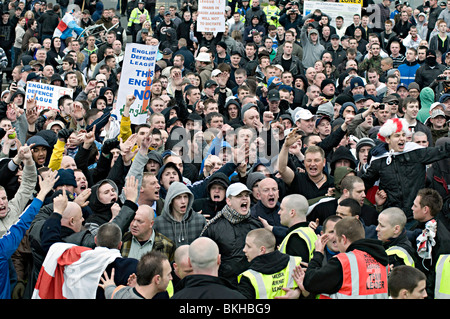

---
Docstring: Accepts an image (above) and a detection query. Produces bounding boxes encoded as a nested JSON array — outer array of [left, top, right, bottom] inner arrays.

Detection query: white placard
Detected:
[[25, 82, 73, 112], [115, 43, 159, 124], [197, 0, 226, 33], [303, 1, 362, 29]]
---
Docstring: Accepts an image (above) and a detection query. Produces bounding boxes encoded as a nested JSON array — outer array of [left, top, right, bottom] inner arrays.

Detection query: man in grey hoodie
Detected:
[[300, 20, 325, 69], [154, 182, 206, 247]]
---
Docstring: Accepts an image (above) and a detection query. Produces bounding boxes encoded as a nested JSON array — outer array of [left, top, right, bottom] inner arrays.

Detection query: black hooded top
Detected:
[[85, 179, 120, 227]]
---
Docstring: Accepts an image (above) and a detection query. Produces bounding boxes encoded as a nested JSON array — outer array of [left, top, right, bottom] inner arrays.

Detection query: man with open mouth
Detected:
[[250, 177, 287, 244], [154, 181, 206, 247], [201, 183, 263, 287], [361, 117, 450, 230]]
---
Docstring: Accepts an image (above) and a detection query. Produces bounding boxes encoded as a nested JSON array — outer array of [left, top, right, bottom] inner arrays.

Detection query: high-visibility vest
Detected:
[[386, 246, 415, 267], [435, 254, 450, 299], [166, 280, 174, 298], [279, 227, 318, 261], [263, 5, 280, 27], [319, 249, 389, 299], [128, 8, 150, 26], [238, 256, 302, 299]]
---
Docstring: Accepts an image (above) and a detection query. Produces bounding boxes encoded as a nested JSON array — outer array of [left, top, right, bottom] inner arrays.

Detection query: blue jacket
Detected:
[[0, 198, 43, 299], [398, 60, 421, 86]]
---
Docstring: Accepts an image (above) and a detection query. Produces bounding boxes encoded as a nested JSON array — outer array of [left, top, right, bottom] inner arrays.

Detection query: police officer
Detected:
[[238, 229, 302, 299], [264, 0, 281, 28], [278, 194, 318, 263]]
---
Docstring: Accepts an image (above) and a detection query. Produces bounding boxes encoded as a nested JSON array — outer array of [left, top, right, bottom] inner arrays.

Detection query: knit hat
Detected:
[[356, 137, 376, 154], [334, 94, 355, 106], [350, 77, 365, 90], [339, 102, 357, 118], [54, 169, 77, 189], [320, 78, 335, 91], [377, 118, 411, 143], [241, 103, 259, 121], [246, 172, 266, 189]]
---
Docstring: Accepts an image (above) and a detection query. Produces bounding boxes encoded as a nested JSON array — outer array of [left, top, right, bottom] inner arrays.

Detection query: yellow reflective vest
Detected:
[[128, 7, 150, 27], [238, 255, 302, 299], [167, 280, 174, 298], [279, 226, 318, 261], [263, 5, 280, 27], [435, 254, 450, 299], [386, 245, 415, 267]]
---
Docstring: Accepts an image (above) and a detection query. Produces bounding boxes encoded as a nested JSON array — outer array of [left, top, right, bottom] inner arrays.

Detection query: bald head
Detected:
[[283, 193, 308, 217], [61, 156, 77, 170], [60, 201, 83, 232], [130, 204, 155, 241], [173, 245, 192, 279], [136, 204, 155, 221], [189, 237, 220, 275]]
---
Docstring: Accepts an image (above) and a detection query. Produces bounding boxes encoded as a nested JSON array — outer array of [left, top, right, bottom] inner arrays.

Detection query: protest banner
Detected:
[[303, 1, 362, 28], [24, 82, 73, 112], [197, 0, 226, 33], [114, 43, 159, 124]]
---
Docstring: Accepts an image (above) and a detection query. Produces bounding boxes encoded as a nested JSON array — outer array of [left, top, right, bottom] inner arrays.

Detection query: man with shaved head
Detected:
[[171, 237, 245, 299], [250, 177, 287, 244], [278, 194, 318, 263], [121, 204, 175, 262], [376, 207, 416, 267]]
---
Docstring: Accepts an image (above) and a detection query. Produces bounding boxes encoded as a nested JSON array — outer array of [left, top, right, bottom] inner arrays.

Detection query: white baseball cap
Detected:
[[294, 109, 314, 122], [226, 183, 251, 198], [196, 52, 211, 62]]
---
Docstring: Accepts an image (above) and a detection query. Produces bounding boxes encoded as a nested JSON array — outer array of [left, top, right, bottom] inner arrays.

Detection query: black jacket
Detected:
[[361, 142, 450, 222], [303, 238, 388, 295], [415, 62, 446, 89], [201, 212, 263, 286], [382, 230, 416, 268], [192, 172, 229, 219], [172, 274, 246, 299], [250, 200, 287, 244], [38, 10, 60, 35]]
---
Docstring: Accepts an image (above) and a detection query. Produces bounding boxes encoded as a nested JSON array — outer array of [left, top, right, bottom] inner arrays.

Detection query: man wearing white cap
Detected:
[[201, 182, 263, 287], [195, 51, 213, 87], [294, 108, 315, 135]]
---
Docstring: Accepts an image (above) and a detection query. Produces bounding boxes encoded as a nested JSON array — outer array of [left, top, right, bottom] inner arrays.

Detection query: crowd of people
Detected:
[[0, 0, 449, 301]]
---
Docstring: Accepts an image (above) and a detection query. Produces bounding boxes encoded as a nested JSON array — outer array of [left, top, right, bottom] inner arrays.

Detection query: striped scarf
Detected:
[[201, 205, 250, 235]]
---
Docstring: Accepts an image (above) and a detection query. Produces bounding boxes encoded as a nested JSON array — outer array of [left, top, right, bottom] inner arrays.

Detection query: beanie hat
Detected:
[[334, 94, 355, 106], [246, 172, 266, 189], [377, 118, 411, 143], [356, 137, 376, 154], [54, 169, 77, 189], [320, 78, 335, 91]]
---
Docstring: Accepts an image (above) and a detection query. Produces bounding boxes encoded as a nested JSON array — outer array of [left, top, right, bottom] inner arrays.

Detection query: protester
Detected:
[[0, 0, 449, 303]]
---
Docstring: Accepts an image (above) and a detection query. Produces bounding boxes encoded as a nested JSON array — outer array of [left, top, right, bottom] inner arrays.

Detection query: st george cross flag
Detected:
[[32, 242, 122, 299]]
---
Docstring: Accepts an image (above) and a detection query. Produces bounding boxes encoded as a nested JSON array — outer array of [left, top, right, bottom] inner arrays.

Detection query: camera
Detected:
[[374, 103, 385, 110]]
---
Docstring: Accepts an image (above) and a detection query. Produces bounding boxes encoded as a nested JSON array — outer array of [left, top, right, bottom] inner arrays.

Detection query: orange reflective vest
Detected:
[[319, 249, 389, 299]]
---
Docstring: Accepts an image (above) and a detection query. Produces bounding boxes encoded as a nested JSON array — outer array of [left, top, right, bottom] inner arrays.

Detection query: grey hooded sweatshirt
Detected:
[[300, 24, 325, 69], [153, 182, 206, 247]]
